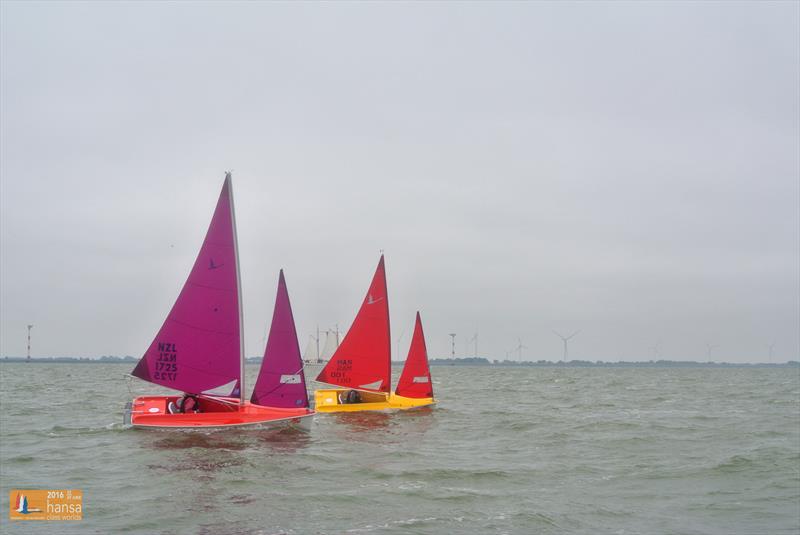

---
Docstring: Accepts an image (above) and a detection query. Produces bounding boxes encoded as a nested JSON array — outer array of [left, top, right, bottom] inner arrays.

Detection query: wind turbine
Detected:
[[650, 341, 662, 360], [513, 338, 527, 362], [469, 332, 478, 358], [449, 333, 456, 359], [706, 343, 718, 361], [553, 330, 580, 362], [768, 343, 775, 363]]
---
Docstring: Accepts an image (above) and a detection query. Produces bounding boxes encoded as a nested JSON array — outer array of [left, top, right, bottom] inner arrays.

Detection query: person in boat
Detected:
[[338, 390, 361, 404], [168, 394, 200, 414]]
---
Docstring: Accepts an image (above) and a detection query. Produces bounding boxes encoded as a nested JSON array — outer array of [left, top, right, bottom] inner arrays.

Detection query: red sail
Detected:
[[316, 255, 391, 393], [395, 312, 434, 399]]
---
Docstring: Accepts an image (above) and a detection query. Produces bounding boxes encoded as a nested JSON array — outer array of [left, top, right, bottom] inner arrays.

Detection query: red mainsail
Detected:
[[316, 255, 391, 393], [394, 312, 434, 399]]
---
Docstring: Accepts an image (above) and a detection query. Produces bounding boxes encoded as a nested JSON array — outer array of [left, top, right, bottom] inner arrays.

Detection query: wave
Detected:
[[713, 455, 756, 473]]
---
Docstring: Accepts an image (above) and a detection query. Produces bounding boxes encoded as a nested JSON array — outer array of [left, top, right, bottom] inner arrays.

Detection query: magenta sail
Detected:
[[131, 176, 241, 396], [250, 270, 309, 408]]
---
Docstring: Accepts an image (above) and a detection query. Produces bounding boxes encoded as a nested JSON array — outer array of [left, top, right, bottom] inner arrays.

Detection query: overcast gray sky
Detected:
[[1, 1, 798, 363]]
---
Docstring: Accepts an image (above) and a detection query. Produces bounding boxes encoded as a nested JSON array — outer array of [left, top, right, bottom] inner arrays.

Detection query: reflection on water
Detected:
[[329, 411, 393, 432], [142, 431, 251, 451], [140, 426, 312, 480], [252, 426, 312, 454], [138, 426, 316, 526], [145, 451, 247, 478], [396, 406, 436, 419], [138, 424, 312, 452], [324, 407, 437, 440]]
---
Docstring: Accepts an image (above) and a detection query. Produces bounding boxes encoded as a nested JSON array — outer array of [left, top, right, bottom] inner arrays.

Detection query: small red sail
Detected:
[[395, 312, 434, 399], [131, 176, 242, 396], [316, 255, 391, 393]]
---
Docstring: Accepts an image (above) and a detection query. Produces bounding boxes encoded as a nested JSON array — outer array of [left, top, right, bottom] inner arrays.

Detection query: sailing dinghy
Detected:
[[124, 174, 314, 429], [314, 255, 436, 412]]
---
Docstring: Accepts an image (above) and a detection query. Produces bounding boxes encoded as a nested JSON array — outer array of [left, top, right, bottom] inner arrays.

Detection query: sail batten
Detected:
[[316, 255, 391, 393], [131, 176, 242, 396]]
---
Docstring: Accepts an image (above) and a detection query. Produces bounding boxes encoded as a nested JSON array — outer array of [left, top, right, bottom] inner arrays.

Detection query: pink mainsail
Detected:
[[395, 312, 434, 399], [316, 255, 391, 393], [132, 174, 243, 397], [250, 270, 309, 408]]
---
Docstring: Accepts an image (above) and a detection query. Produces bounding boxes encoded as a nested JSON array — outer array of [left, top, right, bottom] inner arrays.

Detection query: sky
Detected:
[[1, 1, 798, 363]]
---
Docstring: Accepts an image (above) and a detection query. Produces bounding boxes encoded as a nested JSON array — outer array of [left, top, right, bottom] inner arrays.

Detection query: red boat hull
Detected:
[[126, 395, 314, 429]]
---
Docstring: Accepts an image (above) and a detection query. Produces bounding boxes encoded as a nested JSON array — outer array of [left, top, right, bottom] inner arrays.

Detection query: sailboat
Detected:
[[124, 174, 314, 429], [314, 255, 436, 412]]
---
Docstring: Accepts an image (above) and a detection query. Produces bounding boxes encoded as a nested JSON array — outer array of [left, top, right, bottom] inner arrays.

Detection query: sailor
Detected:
[[179, 394, 200, 413], [337, 390, 361, 404]]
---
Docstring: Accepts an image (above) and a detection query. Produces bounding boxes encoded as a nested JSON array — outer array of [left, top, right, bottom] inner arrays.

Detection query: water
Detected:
[[1, 364, 798, 534]]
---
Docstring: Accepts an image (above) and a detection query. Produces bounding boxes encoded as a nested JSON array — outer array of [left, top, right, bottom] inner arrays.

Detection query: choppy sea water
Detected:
[[0, 363, 798, 534]]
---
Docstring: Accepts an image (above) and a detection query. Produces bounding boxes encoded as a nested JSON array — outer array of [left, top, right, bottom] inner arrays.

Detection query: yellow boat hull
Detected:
[[314, 389, 436, 412]]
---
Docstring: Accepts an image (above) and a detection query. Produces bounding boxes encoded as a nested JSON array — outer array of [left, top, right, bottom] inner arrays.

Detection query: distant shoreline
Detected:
[[2, 356, 797, 368]]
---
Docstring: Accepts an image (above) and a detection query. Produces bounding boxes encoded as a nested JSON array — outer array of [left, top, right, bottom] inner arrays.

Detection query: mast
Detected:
[[385, 264, 392, 393], [227, 171, 246, 405]]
